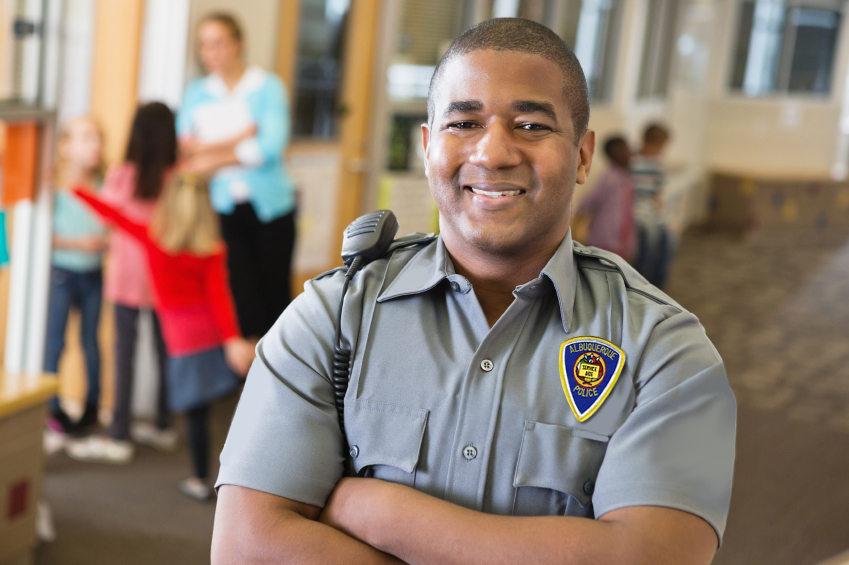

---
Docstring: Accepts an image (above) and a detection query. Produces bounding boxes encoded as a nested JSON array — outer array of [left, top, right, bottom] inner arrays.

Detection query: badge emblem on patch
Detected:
[[559, 337, 625, 422]]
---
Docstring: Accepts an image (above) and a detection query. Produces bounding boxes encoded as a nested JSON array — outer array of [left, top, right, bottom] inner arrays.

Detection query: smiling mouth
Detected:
[[465, 186, 525, 198]]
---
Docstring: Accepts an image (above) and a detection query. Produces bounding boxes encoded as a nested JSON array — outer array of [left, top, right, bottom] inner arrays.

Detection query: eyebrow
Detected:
[[442, 99, 559, 123], [512, 100, 558, 122], [443, 100, 483, 118]]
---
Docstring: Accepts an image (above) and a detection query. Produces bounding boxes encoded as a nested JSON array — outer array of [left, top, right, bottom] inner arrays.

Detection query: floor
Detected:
[[34, 230, 849, 564], [666, 231, 849, 565]]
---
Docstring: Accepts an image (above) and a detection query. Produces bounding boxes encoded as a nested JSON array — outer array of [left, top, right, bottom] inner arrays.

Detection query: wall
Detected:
[[702, 0, 849, 179], [579, 0, 714, 233], [185, 0, 281, 80], [57, 0, 96, 125], [90, 0, 144, 165]]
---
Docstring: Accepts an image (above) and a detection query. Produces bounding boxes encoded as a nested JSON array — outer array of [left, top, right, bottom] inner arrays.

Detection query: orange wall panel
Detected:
[[0, 123, 39, 205]]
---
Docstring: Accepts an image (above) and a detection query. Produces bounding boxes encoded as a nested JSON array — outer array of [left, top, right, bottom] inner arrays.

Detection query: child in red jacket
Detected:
[[72, 173, 254, 501]]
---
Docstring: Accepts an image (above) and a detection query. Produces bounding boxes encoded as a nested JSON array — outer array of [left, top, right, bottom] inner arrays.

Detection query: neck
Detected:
[[444, 230, 567, 327], [218, 63, 246, 90], [63, 165, 95, 187]]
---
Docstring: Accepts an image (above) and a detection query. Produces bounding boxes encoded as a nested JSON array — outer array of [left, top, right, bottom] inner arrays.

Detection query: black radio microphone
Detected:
[[333, 211, 399, 435]]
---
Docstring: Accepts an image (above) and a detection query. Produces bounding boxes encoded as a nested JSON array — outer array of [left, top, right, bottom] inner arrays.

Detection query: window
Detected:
[[552, 0, 624, 102], [292, 0, 351, 139], [638, 0, 681, 99], [730, 0, 842, 96]]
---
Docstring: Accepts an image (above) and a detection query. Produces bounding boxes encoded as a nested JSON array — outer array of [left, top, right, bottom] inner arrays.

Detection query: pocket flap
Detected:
[[345, 399, 429, 474], [513, 421, 609, 507]]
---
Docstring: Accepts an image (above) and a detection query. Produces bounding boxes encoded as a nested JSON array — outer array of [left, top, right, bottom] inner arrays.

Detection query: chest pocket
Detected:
[[344, 399, 428, 488], [512, 421, 608, 518]]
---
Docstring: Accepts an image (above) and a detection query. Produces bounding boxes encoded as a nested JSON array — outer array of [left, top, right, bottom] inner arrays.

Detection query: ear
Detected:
[[422, 123, 431, 178], [575, 129, 595, 185]]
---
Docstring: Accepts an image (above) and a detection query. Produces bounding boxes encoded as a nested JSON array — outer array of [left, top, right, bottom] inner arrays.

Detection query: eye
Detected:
[[447, 121, 479, 130], [517, 123, 552, 132]]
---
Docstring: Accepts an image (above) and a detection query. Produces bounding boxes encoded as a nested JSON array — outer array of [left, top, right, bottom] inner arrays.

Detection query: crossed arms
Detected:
[[211, 479, 717, 565]]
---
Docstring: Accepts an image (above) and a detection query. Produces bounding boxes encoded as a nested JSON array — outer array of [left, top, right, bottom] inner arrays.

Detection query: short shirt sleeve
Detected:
[[215, 273, 347, 507], [176, 80, 202, 138], [591, 310, 736, 544]]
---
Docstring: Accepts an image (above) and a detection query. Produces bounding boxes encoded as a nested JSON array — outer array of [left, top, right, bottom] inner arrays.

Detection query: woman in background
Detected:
[[179, 12, 296, 342], [68, 102, 178, 464], [45, 117, 107, 434], [73, 174, 255, 500]]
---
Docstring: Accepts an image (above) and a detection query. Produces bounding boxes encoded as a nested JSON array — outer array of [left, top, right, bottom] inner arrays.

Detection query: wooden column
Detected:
[[275, 0, 302, 93], [90, 0, 145, 165], [334, 0, 382, 258]]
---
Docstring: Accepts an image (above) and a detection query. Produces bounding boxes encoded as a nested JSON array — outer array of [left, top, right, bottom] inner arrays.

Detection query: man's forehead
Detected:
[[434, 51, 569, 115]]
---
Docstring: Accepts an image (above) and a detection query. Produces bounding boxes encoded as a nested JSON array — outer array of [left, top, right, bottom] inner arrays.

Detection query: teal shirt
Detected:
[[52, 189, 106, 273], [177, 66, 296, 222]]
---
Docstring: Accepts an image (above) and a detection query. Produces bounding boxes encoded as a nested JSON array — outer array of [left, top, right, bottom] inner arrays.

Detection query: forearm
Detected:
[[215, 508, 402, 564], [212, 484, 403, 565], [189, 146, 241, 174], [53, 236, 82, 250], [52, 235, 107, 252], [196, 138, 242, 155], [326, 480, 715, 565], [351, 483, 620, 565]]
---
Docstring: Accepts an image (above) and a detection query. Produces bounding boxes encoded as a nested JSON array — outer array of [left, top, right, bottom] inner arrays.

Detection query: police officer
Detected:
[[212, 18, 735, 565]]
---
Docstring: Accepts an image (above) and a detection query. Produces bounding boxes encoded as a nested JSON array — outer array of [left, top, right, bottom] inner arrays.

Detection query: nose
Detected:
[[468, 123, 522, 169]]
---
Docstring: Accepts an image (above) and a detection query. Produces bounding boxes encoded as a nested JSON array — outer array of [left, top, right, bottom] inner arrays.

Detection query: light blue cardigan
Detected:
[[177, 67, 296, 223]]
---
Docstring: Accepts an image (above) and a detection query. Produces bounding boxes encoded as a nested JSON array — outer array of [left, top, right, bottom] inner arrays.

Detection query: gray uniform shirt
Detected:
[[217, 232, 736, 542]]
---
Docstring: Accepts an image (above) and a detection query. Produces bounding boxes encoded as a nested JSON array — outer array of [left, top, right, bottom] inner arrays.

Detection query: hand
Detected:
[[179, 136, 199, 159], [235, 124, 257, 142], [224, 337, 255, 378], [653, 194, 664, 213], [182, 153, 220, 176]]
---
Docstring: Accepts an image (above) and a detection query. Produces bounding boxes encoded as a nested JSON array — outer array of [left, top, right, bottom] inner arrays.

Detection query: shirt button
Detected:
[[463, 445, 477, 460], [583, 480, 595, 495], [480, 359, 494, 372], [349, 445, 359, 458], [450, 281, 461, 292]]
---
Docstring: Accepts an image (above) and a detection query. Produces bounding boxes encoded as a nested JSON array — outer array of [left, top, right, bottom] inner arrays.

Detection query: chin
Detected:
[[460, 223, 528, 256]]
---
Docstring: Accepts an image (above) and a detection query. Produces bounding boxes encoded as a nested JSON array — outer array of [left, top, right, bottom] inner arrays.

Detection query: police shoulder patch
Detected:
[[559, 337, 625, 422]]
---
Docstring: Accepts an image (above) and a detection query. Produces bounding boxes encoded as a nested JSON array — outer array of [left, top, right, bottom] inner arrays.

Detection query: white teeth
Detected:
[[470, 188, 522, 198]]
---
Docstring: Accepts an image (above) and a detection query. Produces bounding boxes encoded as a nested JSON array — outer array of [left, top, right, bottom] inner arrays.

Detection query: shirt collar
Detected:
[[377, 232, 578, 333], [203, 65, 266, 98], [377, 237, 453, 302]]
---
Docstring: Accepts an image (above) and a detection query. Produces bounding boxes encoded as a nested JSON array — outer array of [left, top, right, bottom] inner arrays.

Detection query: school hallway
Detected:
[[29, 229, 849, 565]]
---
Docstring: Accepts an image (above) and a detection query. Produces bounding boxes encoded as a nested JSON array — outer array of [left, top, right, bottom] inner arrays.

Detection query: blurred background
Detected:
[[0, 0, 848, 564]]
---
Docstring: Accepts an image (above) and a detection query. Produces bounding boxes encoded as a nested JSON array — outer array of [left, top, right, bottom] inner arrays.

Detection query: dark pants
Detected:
[[186, 404, 209, 480], [220, 205, 296, 338], [635, 223, 675, 289], [109, 305, 171, 441], [44, 266, 102, 412]]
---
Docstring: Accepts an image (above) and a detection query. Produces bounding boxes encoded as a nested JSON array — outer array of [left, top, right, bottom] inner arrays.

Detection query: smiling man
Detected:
[[211, 18, 736, 565]]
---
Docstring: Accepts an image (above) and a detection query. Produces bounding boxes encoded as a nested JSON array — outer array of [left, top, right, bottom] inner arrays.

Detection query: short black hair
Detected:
[[643, 123, 670, 146], [427, 18, 589, 144], [603, 136, 628, 161]]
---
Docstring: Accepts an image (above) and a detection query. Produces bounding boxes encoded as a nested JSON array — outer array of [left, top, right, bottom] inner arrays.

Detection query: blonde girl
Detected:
[[73, 173, 254, 500], [45, 117, 107, 434], [68, 102, 178, 465]]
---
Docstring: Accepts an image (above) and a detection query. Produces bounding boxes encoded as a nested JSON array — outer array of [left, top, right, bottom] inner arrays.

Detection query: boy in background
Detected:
[[574, 135, 635, 262], [632, 123, 672, 288]]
